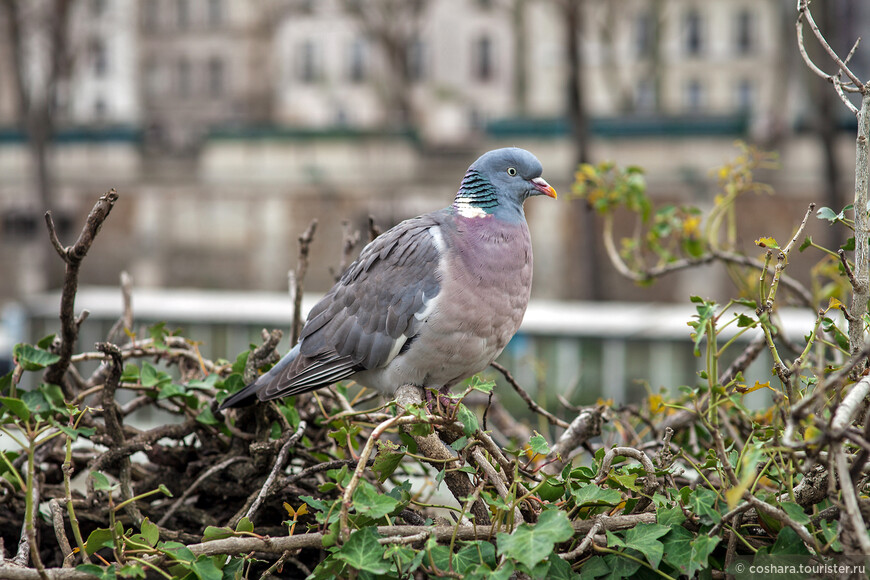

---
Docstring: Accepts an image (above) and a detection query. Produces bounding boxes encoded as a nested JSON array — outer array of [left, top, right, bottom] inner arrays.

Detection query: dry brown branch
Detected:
[[542, 405, 606, 476], [44, 189, 119, 393], [106, 271, 133, 344], [797, 0, 865, 91], [490, 361, 569, 429], [291, 219, 318, 345], [47, 500, 72, 567], [333, 220, 362, 281], [559, 514, 607, 561], [745, 495, 816, 549], [245, 421, 306, 525], [157, 456, 251, 527], [394, 385, 492, 526], [179, 514, 658, 559], [243, 329, 283, 385], [595, 446, 658, 512], [834, 446, 870, 554], [469, 448, 524, 524]]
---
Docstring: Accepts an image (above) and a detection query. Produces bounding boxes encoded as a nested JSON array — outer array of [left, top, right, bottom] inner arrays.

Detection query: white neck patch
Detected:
[[454, 199, 492, 219]]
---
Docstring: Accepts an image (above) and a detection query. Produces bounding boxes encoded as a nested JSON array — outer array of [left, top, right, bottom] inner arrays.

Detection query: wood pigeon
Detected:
[[220, 147, 556, 409]]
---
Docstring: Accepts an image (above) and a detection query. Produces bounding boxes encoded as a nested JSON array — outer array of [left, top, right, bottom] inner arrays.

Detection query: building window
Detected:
[[94, 97, 107, 120], [635, 78, 656, 112], [634, 12, 655, 59], [348, 39, 366, 83], [298, 40, 320, 83], [144, 60, 160, 98], [735, 9, 753, 55], [143, 0, 159, 30], [473, 35, 494, 82], [208, 57, 224, 97], [684, 10, 702, 56], [177, 0, 190, 30], [736, 78, 753, 110], [91, 0, 106, 18], [406, 40, 426, 82], [177, 58, 191, 97], [684, 79, 704, 111], [208, 0, 223, 27], [91, 39, 108, 77]]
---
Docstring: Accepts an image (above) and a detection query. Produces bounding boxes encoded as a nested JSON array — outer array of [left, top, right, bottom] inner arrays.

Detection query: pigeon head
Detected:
[[454, 147, 557, 219]]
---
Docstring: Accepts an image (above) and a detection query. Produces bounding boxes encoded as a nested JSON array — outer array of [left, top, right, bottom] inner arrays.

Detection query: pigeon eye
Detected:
[[507, 167, 517, 176]]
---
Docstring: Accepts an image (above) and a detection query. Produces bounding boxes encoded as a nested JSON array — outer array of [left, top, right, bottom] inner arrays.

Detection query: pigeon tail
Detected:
[[218, 343, 301, 409]]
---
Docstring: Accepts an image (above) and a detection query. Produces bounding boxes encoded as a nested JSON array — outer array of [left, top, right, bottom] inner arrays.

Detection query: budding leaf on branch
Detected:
[[528, 432, 551, 457]]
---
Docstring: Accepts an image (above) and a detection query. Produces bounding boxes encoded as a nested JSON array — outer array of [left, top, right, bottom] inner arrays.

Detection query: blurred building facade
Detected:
[[0, 0, 866, 305]]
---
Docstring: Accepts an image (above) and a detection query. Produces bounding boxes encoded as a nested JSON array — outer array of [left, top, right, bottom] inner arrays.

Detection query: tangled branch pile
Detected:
[[3, 6, 870, 578]]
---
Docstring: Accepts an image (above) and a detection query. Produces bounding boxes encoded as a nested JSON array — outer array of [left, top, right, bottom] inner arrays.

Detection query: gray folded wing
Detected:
[[254, 213, 446, 401]]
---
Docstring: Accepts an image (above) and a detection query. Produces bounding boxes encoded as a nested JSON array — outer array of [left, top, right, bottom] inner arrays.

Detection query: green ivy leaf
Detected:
[[656, 505, 686, 527], [816, 206, 842, 222], [571, 484, 622, 506], [334, 527, 390, 575], [202, 525, 235, 541], [231, 350, 249, 375], [157, 383, 186, 400], [76, 564, 117, 580], [687, 486, 721, 524], [85, 527, 116, 555], [196, 405, 220, 425], [140, 361, 171, 388], [0, 397, 30, 422], [453, 541, 497, 573], [21, 390, 50, 415], [577, 555, 609, 579], [190, 555, 223, 580], [159, 540, 196, 563], [690, 535, 721, 573], [455, 404, 479, 436], [661, 526, 694, 576], [529, 432, 551, 456], [372, 440, 404, 483], [353, 480, 400, 519], [121, 364, 140, 383], [58, 425, 97, 441], [622, 523, 670, 569], [770, 526, 811, 556], [117, 563, 146, 579], [779, 502, 810, 525], [235, 517, 253, 533], [470, 377, 495, 394], [91, 471, 115, 492], [140, 518, 159, 547], [545, 553, 580, 579], [13, 343, 61, 371], [496, 509, 574, 569]]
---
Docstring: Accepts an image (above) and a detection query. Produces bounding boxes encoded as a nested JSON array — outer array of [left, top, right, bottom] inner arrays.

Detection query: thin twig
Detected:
[[490, 362, 569, 429], [157, 456, 251, 527], [798, 0, 865, 90], [291, 219, 317, 345], [559, 514, 607, 560], [244, 421, 306, 525]]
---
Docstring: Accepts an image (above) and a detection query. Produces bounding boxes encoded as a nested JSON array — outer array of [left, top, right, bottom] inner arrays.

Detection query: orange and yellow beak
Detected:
[[531, 177, 557, 199]]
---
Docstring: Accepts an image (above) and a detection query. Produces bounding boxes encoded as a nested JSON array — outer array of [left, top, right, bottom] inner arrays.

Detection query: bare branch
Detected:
[[291, 219, 317, 345], [244, 422, 306, 525], [44, 190, 120, 392], [797, 0, 865, 91], [490, 361, 569, 429]]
